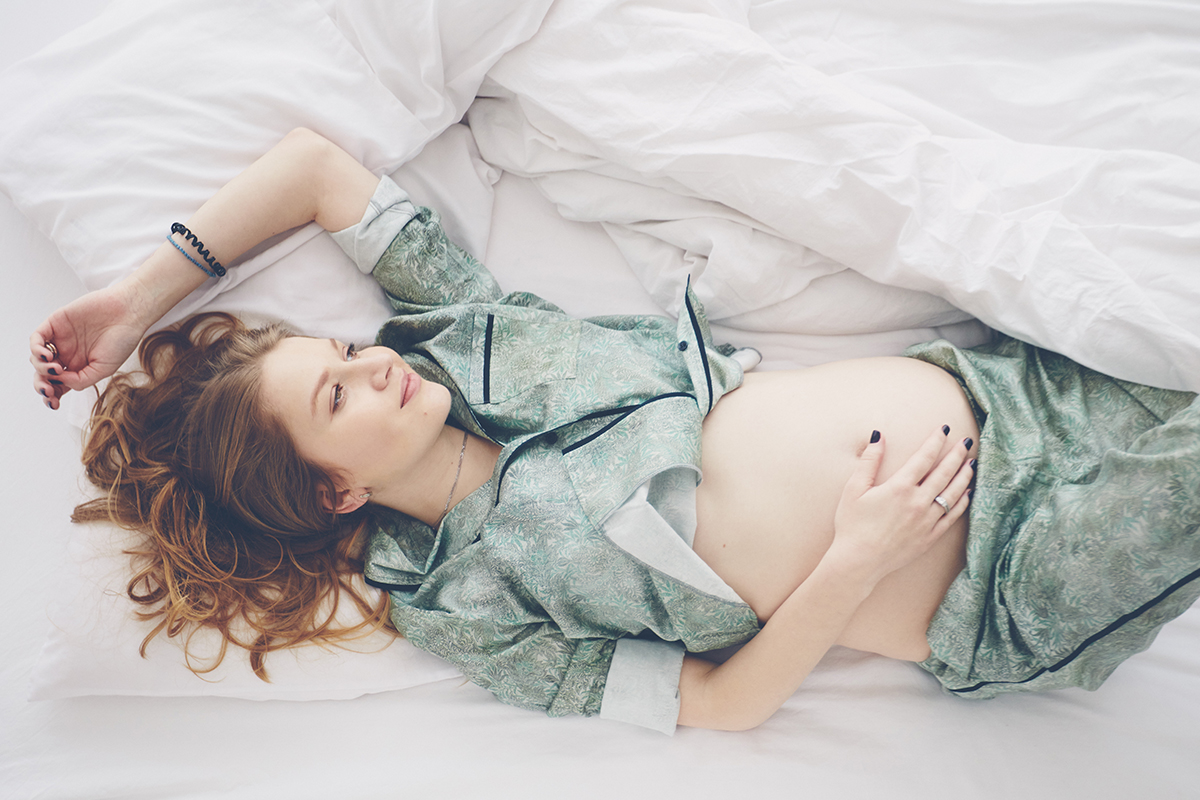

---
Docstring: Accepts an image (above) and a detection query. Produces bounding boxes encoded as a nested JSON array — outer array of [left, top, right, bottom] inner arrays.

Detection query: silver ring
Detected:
[[933, 495, 951, 514]]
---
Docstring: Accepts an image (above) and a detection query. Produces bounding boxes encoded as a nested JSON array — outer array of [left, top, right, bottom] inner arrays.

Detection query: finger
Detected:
[[29, 324, 61, 362], [29, 331, 54, 367], [40, 353, 90, 390], [33, 370, 66, 398], [29, 329, 47, 358], [29, 352, 63, 378], [928, 455, 976, 527], [30, 327, 70, 381], [931, 470, 974, 538], [31, 355, 67, 398], [30, 355, 68, 388], [34, 380, 63, 410], [842, 430, 886, 500], [937, 456, 976, 508], [920, 435, 974, 499], [894, 424, 953, 485]]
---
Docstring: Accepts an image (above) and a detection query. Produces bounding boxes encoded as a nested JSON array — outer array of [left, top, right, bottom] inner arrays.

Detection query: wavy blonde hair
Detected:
[[72, 312, 392, 679]]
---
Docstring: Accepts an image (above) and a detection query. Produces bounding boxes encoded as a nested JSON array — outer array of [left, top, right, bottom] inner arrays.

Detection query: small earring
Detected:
[[359, 492, 371, 500]]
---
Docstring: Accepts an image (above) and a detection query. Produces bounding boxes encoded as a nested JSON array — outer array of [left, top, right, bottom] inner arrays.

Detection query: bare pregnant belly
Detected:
[[694, 357, 978, 661]]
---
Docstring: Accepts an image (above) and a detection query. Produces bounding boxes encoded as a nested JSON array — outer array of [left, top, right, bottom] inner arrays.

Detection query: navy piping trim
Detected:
[[560, 392, 693, 455], [365, 576, 417, 593], [493, 391, 696, 505], [576, 404, 641, 423], [949, 563, 1200, 694], [482, 313, 494, 404], [683, 291, 713, 413]]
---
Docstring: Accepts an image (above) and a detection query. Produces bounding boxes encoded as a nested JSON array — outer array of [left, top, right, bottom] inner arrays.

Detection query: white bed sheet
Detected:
[[3, 2, 1200, 799]]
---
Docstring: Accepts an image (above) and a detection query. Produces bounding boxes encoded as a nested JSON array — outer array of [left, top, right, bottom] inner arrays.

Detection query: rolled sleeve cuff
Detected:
[[329, 176, 416, 274], [599, 638, 685, 735]]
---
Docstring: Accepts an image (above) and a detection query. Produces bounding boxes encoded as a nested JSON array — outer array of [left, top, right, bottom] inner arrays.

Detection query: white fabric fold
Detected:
[[473, 0, 1200, 390]]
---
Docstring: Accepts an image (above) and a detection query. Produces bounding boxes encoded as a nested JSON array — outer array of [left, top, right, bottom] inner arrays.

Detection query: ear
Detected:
[[317, 485, 370, 515]]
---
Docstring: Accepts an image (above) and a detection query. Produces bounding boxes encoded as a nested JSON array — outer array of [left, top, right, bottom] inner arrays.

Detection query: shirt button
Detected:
[[677, 340, 689, 351], [543, 432, 558, 445]]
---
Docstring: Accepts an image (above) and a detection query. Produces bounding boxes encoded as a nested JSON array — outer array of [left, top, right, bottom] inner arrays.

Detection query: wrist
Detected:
[[124, 239, 211, 328], [814, 543, 889, 594], [113, 271, 155, 329]]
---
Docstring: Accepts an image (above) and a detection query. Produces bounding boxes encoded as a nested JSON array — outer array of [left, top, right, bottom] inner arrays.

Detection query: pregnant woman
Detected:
[[30, 129, 1200, 734]]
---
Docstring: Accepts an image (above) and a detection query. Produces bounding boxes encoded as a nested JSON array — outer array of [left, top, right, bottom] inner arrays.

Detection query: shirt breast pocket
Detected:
[[468, 311, 581, 405]]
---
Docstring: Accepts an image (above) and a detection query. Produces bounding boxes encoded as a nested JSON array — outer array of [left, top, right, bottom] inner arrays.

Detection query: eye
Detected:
[[332, 344, 356, 413]]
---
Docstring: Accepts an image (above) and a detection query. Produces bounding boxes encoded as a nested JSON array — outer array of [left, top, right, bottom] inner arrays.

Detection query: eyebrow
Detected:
[[309, 338, 341, 420]]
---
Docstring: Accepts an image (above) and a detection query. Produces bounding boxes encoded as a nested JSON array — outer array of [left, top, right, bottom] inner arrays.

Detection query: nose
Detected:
[[353, 349, 392, 391]]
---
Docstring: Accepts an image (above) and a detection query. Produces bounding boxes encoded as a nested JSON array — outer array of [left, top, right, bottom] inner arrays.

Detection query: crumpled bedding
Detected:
[[5, 1, 1200, 797], [470, 0, 1200, 391]]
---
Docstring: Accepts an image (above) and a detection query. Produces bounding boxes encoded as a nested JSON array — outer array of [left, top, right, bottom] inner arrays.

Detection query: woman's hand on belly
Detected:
[[830, 426, 974, 584], [678, 426, 973, 732]]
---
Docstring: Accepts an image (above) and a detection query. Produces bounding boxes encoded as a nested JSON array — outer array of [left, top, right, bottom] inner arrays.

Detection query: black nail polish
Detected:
[[942, 424, 950, 435], [870, 430, 880, 444], [969, 459, 977, 470], [48, 367, 58, 375], [39, 355, 47, 363], [963, 437, 973, 450], [44, 399, 53, 409], [38, 388, 46, 397], [50, 379, 63, 386]]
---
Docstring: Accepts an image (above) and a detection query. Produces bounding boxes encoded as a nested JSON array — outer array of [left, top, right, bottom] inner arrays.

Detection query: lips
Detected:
[[400, 371, 421, 408]]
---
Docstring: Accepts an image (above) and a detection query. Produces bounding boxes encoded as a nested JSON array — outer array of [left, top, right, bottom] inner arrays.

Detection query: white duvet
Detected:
[[471, 0, 1200, 391]]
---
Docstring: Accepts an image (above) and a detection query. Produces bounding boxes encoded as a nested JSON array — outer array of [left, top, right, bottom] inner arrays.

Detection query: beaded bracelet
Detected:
[[166, 236, 214, 277], [169, 223, 227, 277]]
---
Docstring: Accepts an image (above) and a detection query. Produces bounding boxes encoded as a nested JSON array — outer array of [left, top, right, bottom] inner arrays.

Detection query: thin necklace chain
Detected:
[[440, 428, 469, 523]]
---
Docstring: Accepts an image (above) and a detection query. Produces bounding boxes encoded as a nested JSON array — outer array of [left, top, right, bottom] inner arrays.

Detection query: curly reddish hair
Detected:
[[72, 312, 392, 679]]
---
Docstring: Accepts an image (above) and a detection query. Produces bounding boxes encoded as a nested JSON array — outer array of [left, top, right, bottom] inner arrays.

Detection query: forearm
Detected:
[[677, 428, 974, 731], [677, 549, 879, 731], [119, 128, 379, 328], [33, 130, 390, 404]]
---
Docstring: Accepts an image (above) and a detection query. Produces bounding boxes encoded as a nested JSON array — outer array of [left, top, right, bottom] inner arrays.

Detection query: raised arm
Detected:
[[678, 427, 974, 731], [30, 128, 379, 409]]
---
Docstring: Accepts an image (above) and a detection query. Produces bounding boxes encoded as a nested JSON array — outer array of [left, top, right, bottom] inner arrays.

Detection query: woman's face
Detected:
[[258, 337, 451, 502]]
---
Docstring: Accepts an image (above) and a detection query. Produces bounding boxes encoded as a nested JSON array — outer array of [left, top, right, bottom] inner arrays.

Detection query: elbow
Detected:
[[280, 127, 339, 173], [706, 708, 773, 733], [276, 126, 340, 166], [677, 657, 777, 732], [276, 128, 350, 229], [680, 702, 773, 733], [281, 126, 328, 149]]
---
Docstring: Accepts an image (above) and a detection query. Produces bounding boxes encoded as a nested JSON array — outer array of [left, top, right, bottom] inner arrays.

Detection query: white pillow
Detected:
[[0, 0, 426, 296]]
